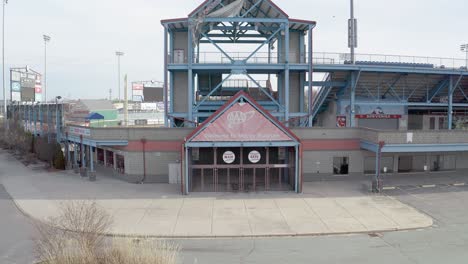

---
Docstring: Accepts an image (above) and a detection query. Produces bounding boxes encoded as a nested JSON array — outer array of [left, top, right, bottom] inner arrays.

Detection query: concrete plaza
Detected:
[[0, 150, 432, 238]]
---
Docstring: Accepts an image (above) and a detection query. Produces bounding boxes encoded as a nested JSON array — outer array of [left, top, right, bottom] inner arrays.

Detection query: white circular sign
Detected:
[[222, 151, 236, 164], [248, 150, 261, 164]]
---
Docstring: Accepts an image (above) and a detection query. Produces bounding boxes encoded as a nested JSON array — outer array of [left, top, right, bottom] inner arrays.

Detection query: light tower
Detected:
[[43, 34, 51, 102], [115, 51, 124, 101], [461, 44, 468, 69]]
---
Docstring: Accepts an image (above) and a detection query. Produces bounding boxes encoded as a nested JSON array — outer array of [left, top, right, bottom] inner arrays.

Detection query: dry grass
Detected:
[[34, 201, 179, 264], [102, 239, 180, 264]]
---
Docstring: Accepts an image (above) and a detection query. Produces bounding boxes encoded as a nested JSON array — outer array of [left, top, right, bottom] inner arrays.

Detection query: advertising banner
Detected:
[[336, 116, 347, 127], [11, 82, 21, 92], [132, 83, 144, 90], [339, 101, 405, 119], [68, 126, 91, 137], [192, 102, 292, 142]]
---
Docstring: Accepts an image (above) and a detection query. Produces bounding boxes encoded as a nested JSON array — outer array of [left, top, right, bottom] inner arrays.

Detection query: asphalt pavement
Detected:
[[0, 184, 36, 264], [2, 155, 468, 264]]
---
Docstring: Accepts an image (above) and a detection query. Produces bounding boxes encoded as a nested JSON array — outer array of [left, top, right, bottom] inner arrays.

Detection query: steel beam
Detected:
[[427, 78, 449, 102], [246, 74, 283, 110], [195, 73, 233, 110], [244, 26, 283, 63], [200, 32, 234, 63]]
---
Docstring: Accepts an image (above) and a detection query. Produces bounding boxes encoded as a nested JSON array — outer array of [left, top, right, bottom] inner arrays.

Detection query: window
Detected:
[[438, 117, 446, 130], [429, 117, 436, 130], [430, 155, 456, 171], [333, 157, 349, 175]]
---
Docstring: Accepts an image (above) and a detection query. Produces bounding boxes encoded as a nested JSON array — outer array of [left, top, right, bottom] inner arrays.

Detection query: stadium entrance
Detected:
[[182, 92, 302, 194]]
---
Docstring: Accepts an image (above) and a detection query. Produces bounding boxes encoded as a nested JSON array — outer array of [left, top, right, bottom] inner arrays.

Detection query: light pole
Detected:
[[115, 51, 124, 101], [43, 35, 51, 102], [461, 44, 468, 69], [2, 0, 8, 123], [348, 0, 357, 64]]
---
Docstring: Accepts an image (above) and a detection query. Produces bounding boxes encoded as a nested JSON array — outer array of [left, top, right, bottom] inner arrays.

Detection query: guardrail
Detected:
[[360, 128, 468, 145], [169, 51, 468, 70]]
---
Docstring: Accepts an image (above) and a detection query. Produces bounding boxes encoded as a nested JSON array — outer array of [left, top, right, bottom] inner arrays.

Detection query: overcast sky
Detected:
[[4, 0, 468, 100]]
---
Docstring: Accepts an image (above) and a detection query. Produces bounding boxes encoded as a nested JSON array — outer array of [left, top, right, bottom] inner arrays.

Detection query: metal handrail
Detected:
[[169, 51, 468, 70]]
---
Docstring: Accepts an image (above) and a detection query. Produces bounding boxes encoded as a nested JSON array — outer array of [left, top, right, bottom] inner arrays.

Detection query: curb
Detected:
[[6, 191, 433, 240]]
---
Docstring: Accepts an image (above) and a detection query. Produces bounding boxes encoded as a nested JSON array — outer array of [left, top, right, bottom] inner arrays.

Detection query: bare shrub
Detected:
[[34, 200, 112, 264], [34, 201, 180, 264]]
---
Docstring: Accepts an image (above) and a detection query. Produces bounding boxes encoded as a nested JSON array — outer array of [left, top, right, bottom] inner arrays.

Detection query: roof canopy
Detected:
[[161, 0, 316, 33], [85, 112, 105, 120]]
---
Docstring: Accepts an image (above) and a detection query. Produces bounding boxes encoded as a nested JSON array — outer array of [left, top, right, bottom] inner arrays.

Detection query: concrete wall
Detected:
[[316, 101, 339, 128], [173, 32, 188, 63], [89, 127, 192, 141], [124, 151, 181, 183], [288, 31, 301, 64], [289, 72, 301, 113], [303, 150, 365, 181], [292, 128, 361, 140], [173, 72, 189, 113]]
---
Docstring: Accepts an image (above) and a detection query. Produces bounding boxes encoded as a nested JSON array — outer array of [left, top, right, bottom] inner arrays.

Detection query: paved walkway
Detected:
[[0, 150, 432, 238]]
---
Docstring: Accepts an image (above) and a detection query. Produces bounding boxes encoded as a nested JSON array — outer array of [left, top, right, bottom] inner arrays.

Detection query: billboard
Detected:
[[132, 81, 163, 102], [10, 67, 42, 102]]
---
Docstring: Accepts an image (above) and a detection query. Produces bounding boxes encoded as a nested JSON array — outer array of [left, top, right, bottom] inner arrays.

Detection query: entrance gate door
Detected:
[[189, 147, 295, 192]]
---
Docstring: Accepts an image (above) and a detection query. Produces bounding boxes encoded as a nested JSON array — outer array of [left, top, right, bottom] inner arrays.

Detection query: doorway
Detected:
[[189, 147, 296, 192]]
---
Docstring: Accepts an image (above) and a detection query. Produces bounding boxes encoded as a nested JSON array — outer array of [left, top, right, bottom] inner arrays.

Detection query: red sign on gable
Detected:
[[192, 102, 292, 142]]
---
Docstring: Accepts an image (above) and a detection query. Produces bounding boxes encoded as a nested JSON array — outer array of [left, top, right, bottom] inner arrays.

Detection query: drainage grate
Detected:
[[368, 232, 383, 238]]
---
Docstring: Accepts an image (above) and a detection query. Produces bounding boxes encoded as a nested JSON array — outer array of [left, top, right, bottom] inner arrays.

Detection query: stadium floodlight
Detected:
[[461, 44, 468, 69], [115, 51, 125, 101], [43, 35, 51, 102]]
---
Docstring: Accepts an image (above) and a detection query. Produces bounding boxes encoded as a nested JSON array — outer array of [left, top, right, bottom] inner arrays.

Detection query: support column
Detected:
[[66, 140, 71, 169], [47, 104, 51, 143], [103, 149, 107, 167], [284, 23, 290, 126], [32, 105, 36, 136], [39, 105, 43, 136], [350, 72, 357, 127], [73, 143, 79, 173], [89, 146, 96, 181], [295, 145, 299, 193], [80, 140, 87, 177], [308, 28, 314, 127], [187, 24, 194, 126], [163, 26, 169, 127], [448, 76, 454, 130]]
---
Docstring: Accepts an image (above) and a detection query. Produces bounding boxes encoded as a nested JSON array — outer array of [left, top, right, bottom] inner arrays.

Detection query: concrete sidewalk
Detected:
[[0, 150, 433, 238]]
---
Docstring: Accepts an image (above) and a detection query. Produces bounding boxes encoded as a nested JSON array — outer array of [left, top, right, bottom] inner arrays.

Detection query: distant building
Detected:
[[66, 99, 118, 127]]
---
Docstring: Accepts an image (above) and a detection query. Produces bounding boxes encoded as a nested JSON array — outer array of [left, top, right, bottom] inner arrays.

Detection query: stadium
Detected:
[[8, 0, 468, 194]]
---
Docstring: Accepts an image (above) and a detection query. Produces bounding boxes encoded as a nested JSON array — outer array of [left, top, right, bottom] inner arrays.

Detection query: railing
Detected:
[[221, 79, 268, 88], [313, 52, 468, 70], [360, 128, 468, 145], [169, 51, 468, 70]]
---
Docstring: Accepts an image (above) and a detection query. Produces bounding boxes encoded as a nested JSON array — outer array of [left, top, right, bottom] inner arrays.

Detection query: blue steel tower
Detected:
[[161, 0, 316, 127]]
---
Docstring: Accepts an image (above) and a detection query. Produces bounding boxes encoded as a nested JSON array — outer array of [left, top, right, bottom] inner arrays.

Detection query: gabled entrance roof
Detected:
[[185, 91, 300, 147]]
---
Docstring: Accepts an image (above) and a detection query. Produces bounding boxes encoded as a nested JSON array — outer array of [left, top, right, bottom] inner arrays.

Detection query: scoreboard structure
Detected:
[[10, 67, 42, 102], [131, 80, 163, 102]]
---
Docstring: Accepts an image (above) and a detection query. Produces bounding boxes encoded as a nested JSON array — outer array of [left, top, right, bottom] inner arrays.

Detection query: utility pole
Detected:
[[2, 0, 7, 124], [115, 51, 124, 101], [349, 0, 357, 64]]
